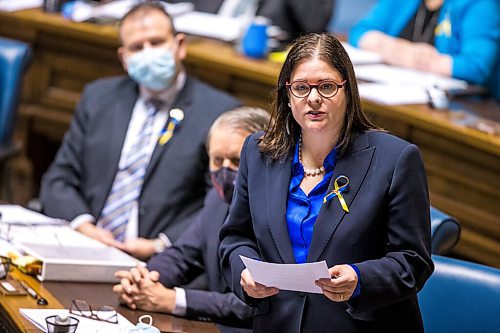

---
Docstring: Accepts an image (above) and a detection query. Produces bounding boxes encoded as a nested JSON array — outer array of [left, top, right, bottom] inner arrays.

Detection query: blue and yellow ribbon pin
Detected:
[[159, 108, 184, 146], [323, 175, 350, 213]]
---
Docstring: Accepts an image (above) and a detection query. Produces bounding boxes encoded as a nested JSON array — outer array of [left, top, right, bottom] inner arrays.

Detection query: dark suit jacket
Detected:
[[40, 75, 240, 241], [148, 188, 253, 331], [165, 0, 334, 40], [219, 131, 434, 333]]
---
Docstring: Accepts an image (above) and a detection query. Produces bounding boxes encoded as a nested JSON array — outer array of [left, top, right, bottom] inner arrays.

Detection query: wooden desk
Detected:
[[0, 268, 219, 333], [0, 9, 498, 267]]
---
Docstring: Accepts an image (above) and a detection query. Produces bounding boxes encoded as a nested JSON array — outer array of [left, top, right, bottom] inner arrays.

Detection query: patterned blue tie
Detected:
[[97, 100, 160, 241]]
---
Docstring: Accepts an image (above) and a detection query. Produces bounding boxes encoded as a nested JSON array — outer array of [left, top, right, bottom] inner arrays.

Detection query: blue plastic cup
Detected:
[[241, 17, 270, 59]]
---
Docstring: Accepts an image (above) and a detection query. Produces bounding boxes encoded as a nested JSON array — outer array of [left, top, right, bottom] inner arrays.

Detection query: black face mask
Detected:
[[210, 167, 238, 204]]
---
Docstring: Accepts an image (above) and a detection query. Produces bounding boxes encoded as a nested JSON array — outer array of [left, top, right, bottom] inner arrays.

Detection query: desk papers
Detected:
[[174, 11, 247, 42], [0, 205, 66, 225], [240, 256, 330, 294], [342, 43, 383, 65], [0, 0, 42, 12], [358, 83, 429, 105], [0, 206, 140, 282], [354, 64, 468, 91], [20, 308, 134, 333], [69, 0, 194, 22]]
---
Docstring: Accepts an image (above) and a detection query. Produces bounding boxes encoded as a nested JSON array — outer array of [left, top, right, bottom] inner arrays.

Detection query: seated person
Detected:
[[164, 0, 335, 41], [113, 107, 270, 331], [39, 2, 240, 259], [349, 0, 500, 98]]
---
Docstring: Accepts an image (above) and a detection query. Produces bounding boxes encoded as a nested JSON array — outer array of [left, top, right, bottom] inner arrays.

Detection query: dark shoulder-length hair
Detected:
[[259, 33, 379, 160]]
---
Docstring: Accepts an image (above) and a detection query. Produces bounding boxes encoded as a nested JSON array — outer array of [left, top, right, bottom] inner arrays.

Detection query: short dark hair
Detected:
[[259, 33, 379, 160], [119, 2, 177, 43]]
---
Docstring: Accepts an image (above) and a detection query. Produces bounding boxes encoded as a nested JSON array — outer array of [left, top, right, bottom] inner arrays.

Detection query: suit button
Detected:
[[139, 208, 145, 215], [298, 292, 305, 297]]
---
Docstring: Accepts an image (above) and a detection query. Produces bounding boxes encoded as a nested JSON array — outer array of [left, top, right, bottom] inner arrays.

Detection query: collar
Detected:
[[140, 70, 186, 110]]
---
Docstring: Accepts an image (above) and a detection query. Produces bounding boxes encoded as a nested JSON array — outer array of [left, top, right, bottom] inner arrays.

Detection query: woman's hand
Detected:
[[240, 268, 279, 298], [315, 265, 358, 302]]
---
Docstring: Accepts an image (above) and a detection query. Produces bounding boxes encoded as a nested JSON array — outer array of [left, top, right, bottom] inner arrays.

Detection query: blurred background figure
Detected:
[[113, 107, 270, 333], [163, 0, 335, 41], [40, 2, 240, 259], [349, 0, 500, 99]]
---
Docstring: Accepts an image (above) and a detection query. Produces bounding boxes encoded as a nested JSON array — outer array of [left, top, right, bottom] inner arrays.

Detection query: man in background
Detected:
[[113, 107, 270, 332], [40, 2, 240, 259]]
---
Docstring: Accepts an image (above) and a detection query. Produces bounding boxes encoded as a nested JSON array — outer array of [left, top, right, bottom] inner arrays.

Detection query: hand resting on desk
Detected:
[[77, 222, 157, 259]]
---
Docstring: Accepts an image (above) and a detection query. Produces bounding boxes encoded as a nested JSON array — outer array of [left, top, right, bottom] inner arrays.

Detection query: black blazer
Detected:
[[40, 75, 240, 241], [148, 188, 253, 331], [219, 131, 434, 333]]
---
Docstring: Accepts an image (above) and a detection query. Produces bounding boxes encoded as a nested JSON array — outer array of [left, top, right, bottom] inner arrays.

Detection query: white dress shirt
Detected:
[[71, 72, 187, 244]]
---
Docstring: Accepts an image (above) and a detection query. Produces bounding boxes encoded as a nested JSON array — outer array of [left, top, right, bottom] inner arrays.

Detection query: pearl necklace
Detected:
[[299, 135, 325, 177]]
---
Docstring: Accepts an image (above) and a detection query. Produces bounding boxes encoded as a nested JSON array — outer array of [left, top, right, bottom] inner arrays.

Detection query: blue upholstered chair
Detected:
[[430, 206, 461, 255], [0, 37, 32, 198], [418, 255, 500, 332]]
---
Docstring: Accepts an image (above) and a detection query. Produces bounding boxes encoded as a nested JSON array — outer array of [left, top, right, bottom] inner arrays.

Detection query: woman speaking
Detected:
[[219, 33, 434, 332]]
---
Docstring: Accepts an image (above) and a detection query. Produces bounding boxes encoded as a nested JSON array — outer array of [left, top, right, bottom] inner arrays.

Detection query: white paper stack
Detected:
[[354, 64, 468, 91], [20, 308, 134, 333], [0, 205, 140, 283]]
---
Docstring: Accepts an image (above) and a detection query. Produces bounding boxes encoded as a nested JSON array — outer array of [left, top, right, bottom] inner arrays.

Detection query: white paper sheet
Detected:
[[354, 64, 468, 91], [0, 0, 42, 12], [70, 0, 194, 22], [240, 256, 330, 294], [173, 11, 247, 42], [0, 205, 66, 225], [342, 43, 383, 65], [358, 82, 429, 105], [20, 308, 134, 333]]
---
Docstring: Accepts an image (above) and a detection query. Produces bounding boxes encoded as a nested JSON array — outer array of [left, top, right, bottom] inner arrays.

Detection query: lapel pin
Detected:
[[323, 175, 350, 213], [159, 108, 184, 146]]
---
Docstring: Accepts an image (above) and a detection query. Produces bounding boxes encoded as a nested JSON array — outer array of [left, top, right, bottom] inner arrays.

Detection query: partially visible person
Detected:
[[40, 2, 240, 259], [349, 0, 500, 98], [164, 0, 335, 41], [113, 107, 270, 332], [219, 33, 434, 332]]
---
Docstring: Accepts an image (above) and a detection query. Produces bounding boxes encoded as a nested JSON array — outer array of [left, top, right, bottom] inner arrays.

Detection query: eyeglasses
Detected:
[[286, 80, 346, 99], [69, 299, 118, 324], [0, 256, 11, 279]]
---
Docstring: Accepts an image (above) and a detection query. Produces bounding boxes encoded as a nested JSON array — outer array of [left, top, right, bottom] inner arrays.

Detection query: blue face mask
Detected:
[[127, 315, 160, 333], [126, 47, 176, 91]]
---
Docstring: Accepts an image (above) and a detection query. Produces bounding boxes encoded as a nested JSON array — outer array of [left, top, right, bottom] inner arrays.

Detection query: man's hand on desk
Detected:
[[76, 223, 156, 259], [76, 221, 125, 249], [120, 238, 157, 260], [113, 265, 176, 313]]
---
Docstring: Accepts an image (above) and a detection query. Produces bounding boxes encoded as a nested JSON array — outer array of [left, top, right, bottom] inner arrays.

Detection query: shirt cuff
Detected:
[[172, 287, 187, 316], [349, 264, 361, 298], [70, 214, 95, 230]]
